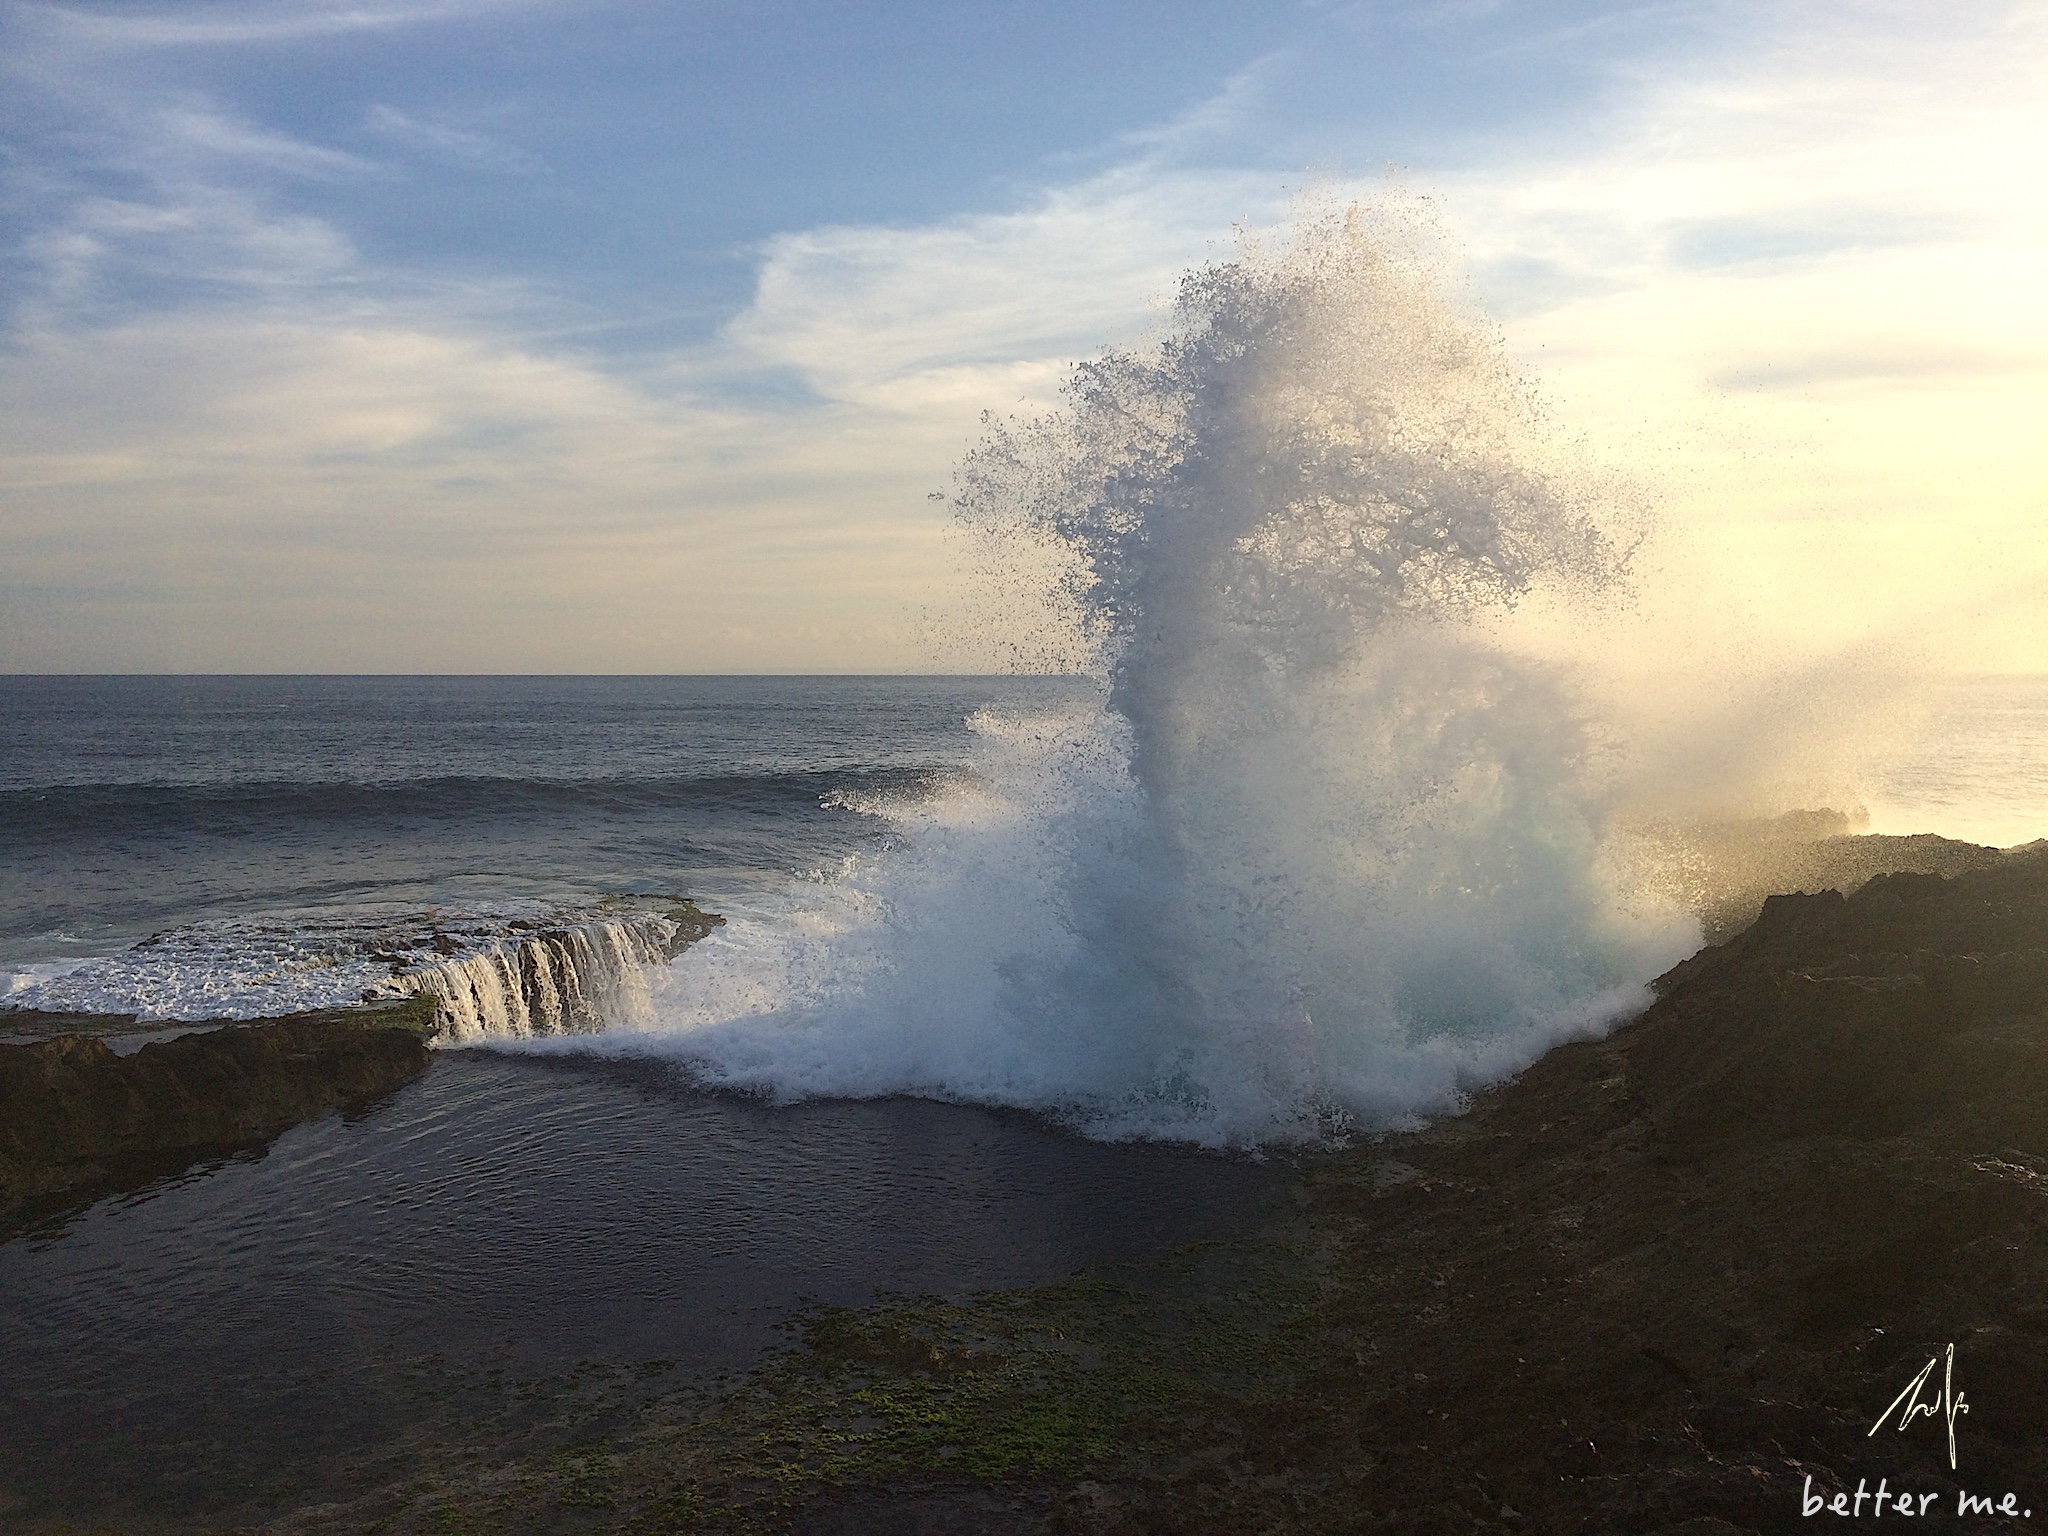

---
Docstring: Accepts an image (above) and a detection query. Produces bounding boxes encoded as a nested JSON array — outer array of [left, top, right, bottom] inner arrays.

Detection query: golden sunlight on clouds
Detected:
[[1509, 247, 2048, 670], [1471, 4, 2048, 678]]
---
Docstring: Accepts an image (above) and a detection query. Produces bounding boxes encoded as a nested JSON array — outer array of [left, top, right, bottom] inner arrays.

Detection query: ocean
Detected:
[[9, 668, 2044, 1059], [0, 674, 1080, 1007]]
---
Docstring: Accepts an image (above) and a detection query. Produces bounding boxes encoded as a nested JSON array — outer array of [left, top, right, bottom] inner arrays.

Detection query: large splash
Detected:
[[592, 208, 1699, 1145]]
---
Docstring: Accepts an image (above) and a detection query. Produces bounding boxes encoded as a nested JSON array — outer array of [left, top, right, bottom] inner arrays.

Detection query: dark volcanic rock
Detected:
[[1137, 847, 2048, 1534], [1648, 817, 2008, 942], [1637, 859, 2048, 1151], [0, 1006, 431, 1234]]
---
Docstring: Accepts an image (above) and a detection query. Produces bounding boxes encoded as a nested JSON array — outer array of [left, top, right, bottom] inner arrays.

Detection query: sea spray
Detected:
[[609, 207, 1698, 1143]]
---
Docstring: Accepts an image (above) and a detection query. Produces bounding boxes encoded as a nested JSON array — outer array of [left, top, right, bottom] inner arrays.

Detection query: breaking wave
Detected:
[[582, 207, 1699, 1145]]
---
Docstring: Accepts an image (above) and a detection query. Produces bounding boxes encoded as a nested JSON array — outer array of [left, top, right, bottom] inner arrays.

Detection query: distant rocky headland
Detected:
[[1631, 810, 2025, 941]]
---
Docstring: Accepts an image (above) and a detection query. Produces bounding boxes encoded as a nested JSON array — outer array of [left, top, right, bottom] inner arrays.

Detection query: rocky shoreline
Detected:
[[0, 998, 435, 1236], [0, 897, 729, 1237]]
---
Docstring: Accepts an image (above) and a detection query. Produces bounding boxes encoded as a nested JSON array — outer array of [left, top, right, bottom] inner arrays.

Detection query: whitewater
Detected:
[[572, 210, 1701, 1145]]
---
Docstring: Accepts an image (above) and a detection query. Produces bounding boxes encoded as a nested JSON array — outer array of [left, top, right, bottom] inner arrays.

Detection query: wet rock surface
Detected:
[[1201, 848, 2048, 1534], [0, 1001, 432, 1234], [724, 852, 2048, 1535]]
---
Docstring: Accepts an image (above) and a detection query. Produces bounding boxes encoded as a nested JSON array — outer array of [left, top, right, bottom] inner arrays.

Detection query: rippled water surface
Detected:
[[0, 674, 1092, 978], [0, 1051, 1282, 1520]]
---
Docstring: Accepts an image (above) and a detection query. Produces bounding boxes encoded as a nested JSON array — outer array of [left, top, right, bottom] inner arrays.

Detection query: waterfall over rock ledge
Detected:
[[376, 902, 724, 1044]]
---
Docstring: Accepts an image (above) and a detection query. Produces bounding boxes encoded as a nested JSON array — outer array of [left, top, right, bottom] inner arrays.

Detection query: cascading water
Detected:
[[5, 900, 723, 1043], [613, 207, 1699, 1145], [387, 916, 688, 1043]]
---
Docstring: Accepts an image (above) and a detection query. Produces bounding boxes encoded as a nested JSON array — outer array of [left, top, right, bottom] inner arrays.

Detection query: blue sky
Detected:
[[2, 0, 2043, 671], [4, 1, 1713, 345]]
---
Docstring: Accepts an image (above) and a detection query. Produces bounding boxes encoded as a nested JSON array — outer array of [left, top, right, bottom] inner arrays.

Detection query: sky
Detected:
[[0, 0, 2043, 674]]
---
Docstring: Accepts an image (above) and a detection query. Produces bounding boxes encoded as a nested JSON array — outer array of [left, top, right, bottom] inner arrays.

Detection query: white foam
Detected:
[[5, 929, 399, 1020], [590, 690, 1683, 1145], [3, 956, 96, 1003], [396, 916, 676, 1042]]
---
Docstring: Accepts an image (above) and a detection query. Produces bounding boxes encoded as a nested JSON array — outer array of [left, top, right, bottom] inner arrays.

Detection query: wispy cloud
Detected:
[[164, 101, 376, 178], [24, 188, 359, 306], [714, 0, 2048, 675], [19, 0, 546, 49], [725, 165, 1282, 408], [1427, 5, 2048, 670], [363, 104, 530, 173], [1710, 345, 2048, 393], [5, 102, 371, 322]]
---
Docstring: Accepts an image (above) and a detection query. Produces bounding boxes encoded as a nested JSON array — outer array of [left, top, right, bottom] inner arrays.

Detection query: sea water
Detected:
[[0, 673, 1079, 1006], [0, 675, 1283, 1520], [10, 216, 2048, 1139]]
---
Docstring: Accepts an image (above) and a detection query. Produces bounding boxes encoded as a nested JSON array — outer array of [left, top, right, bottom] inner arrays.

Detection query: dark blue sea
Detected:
[[0, 675, 1082, 1005]]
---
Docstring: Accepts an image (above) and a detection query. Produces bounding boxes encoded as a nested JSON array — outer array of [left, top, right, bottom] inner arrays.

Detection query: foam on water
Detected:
[[3, 903, 690, 1035], [562, 209, 1700, 1146]]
